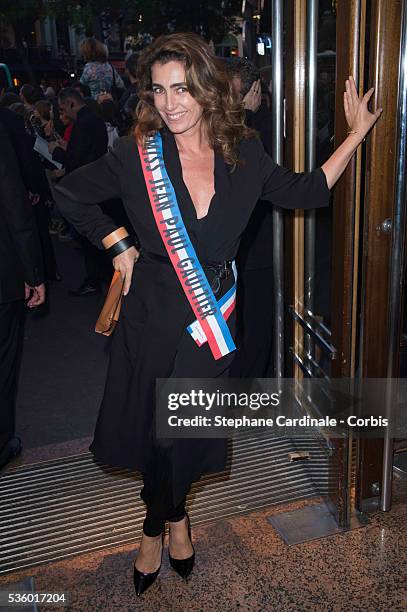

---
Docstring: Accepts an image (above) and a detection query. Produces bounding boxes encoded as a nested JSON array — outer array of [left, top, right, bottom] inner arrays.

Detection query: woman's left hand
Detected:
[[243, 80, 262, 113], [344, 76, 383, 138]]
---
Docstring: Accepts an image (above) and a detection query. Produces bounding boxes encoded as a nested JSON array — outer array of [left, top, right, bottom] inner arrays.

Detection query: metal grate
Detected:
[[0, 432, 329, 574]]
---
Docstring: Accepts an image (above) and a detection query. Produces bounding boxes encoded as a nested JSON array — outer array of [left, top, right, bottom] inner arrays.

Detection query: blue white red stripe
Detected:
[[138, 132, 236, 360], [187, 261, 237, 347]]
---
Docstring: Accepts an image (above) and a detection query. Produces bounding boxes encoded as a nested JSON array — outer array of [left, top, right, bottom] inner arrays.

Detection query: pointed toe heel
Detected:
[[168, 512, 195, 580], [169, 550, 195, 580], [133, 565, 161, 596], [133, 533, 164, 596]]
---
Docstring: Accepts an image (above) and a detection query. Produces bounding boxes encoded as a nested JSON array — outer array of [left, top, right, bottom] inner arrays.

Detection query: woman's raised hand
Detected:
[[113, 246, 139, 296], [43, 119, 54, 137], [344, 76, 383, 139], [243, 79, 262, 113]]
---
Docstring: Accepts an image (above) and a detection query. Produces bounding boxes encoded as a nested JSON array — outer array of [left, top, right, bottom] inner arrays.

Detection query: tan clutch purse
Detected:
[[95, 270, 125, 336]]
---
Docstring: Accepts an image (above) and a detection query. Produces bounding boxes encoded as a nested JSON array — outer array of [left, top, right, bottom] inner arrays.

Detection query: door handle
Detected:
[[375, 218, 392, 236]]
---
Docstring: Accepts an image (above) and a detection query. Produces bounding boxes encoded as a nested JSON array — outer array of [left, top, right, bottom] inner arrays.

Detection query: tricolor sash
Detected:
[[138, 132, 236, 360], [187, 261, 237, 347]]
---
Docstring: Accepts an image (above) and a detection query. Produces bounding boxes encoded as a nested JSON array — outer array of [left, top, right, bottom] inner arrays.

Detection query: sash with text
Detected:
[[138, 132, 236, 360]]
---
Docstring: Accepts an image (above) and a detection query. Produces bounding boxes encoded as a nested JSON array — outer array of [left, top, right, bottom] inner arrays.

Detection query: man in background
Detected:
[[118, 53, 140, 135], [119, 52, 139, 110], [227, 58, 275, 377], [0, 125, 45, 470], [50, 87, 107, 176], [49, 87, 109, 296]]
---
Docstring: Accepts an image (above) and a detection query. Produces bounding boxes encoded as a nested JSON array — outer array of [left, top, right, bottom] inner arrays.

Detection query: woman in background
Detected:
[[79, 37, 125, 100]]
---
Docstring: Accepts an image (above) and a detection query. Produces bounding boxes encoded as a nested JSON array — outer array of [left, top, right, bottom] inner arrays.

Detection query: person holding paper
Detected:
[[48, 88, 108, 175], [48, 88, 110, 296], [54, 33, 382, 596]]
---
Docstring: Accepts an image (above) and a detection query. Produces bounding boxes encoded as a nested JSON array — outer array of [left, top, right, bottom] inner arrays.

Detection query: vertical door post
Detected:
[[271, 0, 285, 378], [380, 0, 407, 511]]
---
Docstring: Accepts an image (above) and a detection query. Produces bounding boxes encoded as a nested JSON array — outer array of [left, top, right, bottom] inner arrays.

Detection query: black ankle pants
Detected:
[[140, 438, 187, 537]]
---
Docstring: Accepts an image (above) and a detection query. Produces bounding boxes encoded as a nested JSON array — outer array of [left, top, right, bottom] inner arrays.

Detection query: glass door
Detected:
[[283, 0, 404, 519], [284, 0, 362, 527]]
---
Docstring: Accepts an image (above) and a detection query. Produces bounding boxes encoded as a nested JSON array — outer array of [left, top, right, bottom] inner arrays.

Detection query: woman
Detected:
[[32, 100, 60, 142], [79, 37, 125, 100], [55, 33, 382, 596]]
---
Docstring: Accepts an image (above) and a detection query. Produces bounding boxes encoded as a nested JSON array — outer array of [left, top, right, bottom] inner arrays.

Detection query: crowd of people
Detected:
[[0, 42, 140, 293]]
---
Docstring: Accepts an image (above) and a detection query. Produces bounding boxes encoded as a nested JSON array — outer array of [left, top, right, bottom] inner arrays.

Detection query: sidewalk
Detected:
[[0, 477, 406, 611], [15, 237, 109, 454]]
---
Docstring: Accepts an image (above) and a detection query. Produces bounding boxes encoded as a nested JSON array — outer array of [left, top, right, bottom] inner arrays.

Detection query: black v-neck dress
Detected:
[[55, 129, 331, 505]]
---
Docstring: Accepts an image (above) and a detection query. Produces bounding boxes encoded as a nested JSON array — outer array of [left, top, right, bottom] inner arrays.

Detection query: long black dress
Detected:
[[55, 128, 331, 506]]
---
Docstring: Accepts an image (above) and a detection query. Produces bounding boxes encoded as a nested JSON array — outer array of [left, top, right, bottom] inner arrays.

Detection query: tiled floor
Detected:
[[1, 474, 406, 611]]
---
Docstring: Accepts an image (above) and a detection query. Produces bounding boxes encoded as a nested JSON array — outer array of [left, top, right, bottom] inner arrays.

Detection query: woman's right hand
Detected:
[[113, 246, 139, 295], [43, 119, 54, 138]]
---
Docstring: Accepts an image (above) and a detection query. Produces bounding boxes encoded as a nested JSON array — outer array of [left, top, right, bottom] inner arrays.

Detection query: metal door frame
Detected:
[[284, 0, 362, 527]]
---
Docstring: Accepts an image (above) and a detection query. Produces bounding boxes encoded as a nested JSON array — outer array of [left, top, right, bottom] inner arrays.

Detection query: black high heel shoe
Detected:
[[133, 532, 164, 596], [168, 511, 195, 580]]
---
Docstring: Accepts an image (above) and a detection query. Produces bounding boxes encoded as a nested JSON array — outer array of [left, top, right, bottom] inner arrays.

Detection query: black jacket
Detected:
[[118, 82, 139, 110], [0, 107, 47, 196], [52, 105, 108, 175], [245, 102, 273, 155], [237, 104, 275, 270], [0, 125, 44, 304], [53, 131, 330, 492]]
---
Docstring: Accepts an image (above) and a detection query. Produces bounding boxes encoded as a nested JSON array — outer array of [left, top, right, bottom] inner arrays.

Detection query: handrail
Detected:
[[288, 306, 337, 358]]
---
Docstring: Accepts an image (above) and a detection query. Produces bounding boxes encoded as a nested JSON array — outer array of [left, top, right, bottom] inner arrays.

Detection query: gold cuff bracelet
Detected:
[[102, 227, 129, 250]]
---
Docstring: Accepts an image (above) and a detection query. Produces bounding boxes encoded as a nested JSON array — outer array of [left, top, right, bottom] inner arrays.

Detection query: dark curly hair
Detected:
[[225, 57, 260, 97], [134, 32, 255, 167]]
